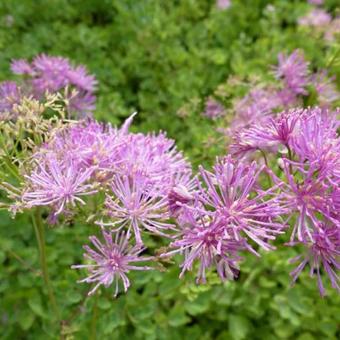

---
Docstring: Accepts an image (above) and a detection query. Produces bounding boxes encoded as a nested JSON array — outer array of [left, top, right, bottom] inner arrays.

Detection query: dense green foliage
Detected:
[[0, 0, 339, 339]]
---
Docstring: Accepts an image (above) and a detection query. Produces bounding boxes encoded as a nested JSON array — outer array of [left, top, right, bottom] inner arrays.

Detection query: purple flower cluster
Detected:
[[22, 113, 191, 296], [0, 81, 22, 119], [229, 50, 338, 132], [216, 0, 231, 10], [203, 98, 225, 119], [299, 8, 331, 28], [162, 156, 286, 282], [230, 106, 340, 295], [0, 54, 97, 117], [299, 4, 339, 43], [308, 0, 323, 5], [4, 50, 338, 298]]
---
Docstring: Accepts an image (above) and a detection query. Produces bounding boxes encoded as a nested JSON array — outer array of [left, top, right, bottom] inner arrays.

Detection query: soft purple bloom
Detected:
[[229, 109, 303, 157], [42, 120, 121, 173], [163, 212, 243, 283], [308, 0, 324, 5], [196, 156, 286, 253], [311, 71, 340, 105], [10, 54, 97, 116], [30, 54, 70, 94], [275, 50, 309, 96], [324, 17, 340, 42], [216, 0, 231, 10], [232, 88, 280, 130], [290, 108, 340, 175], [0, 81, 21, 116], [276, 88, 300, 107], [203, 98, 225, 119], [72, 229, 152, 297], [163, 156, 287, 282], [298, 9, 331, 28], [22, 156, 97, 215], [10, 59, 33, 75], [290, 225, 340, 296], [66, 65, 97, 92], [103, 172, 176, 244], [279, 159, 337, 243], [114, 132, 190, 194]]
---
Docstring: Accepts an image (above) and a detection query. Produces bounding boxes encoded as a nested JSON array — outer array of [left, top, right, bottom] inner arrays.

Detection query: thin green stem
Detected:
[[32, 209, 61, 321], [287, 145, 293, 175], [90, 294, 99, 340], [259, 149, 273, 188]]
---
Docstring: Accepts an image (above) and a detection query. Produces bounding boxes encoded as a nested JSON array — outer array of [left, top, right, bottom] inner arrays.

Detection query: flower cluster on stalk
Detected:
[[0, 54, 97, 118], [229, 105, 340, 295], [0, 48, 339, 298]]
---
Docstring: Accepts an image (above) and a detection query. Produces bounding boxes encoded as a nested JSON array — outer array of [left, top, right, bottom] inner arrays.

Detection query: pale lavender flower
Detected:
[[275, 50, 309, 96], [230, 109, 303, 157], [72, 229, 152, 297], [115, 132, 190, 194], [203, 98, 225, 119], [103, 172, 176, 244], [40, 120, 122, 174], [311, 71, 340, 105], [298, 9, 331, 28], [22, 156, 97, 215], [66, 65, 97, 92], [216, 0, 231, 10], [30, 54, 70, 94], [0, 81, 21, 116], [324, 17, 340, 42], [163, 211, 243, 283], [232, 87, 280, 130], [10, 54, 97, 116], [10, 59, 33, 75], [67, 91, 96, 117], [279, 159, 337, 243], [276, 88, 299, 107], [290, 108, 340, 174], [308, 0, 324, 5], [290, 225, 340, 296]]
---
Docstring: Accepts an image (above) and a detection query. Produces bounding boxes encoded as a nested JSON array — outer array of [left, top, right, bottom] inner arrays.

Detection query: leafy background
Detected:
[[0, 0, 339, 339]]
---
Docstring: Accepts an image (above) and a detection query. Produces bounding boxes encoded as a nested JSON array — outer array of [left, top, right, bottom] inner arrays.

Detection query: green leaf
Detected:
[[168, 305, 190, 327], [18, 309, 35, 331], [28, 294, 46, 319], [228, 315, 251, 340]]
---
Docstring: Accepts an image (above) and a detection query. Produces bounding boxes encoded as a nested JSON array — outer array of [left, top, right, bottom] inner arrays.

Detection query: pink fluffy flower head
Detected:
[[229, 108, 303, 158], [232, 87, 280, 130], [298, 9, 331, 28], [275, 50, 310, 96], [0, 81, 21, 117], [22, 155, 97, 216], [164, 211, 243, 283], [10, 54, 97, 116], [279, 159, 338, 243], [72, 229, 152, 297], [290, 224, 339, 296], [290, 108, 340, 176], [103, 172, 176, 245], [196, 156, 286, 253], [216, 0, 231, 10], [203, 98, 225, 119], [308, 0, 324, 5]]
